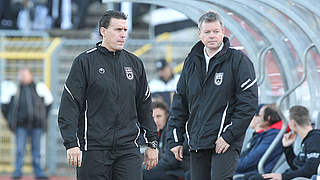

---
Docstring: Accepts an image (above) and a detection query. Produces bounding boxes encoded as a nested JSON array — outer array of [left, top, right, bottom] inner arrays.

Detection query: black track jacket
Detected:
[[167, 37, 258, 151], [58, 42, 158, 151], [282, 129, 320, 180]]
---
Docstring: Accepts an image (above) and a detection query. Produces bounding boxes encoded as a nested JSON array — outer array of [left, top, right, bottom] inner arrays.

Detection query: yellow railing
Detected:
[[133, 32, 184, 73], [133, 32, 173, 63], [0, 37, 62, 88]]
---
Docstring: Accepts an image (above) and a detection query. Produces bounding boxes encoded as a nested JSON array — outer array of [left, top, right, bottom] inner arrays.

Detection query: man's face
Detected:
[[288, 119, 297, 133], [250, 105, 267, 130], [152, 108, 168, 132], [100, 18, 128, 51], [19, 69, 33, 85], [198, 20, 224, 52], [159, 66, 172, 81]]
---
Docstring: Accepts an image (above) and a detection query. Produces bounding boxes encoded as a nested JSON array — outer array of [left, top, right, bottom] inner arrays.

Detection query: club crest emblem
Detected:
[[214, 72, 223, 85], [98, 67, 105, 74], [124, 67, 134, 80]]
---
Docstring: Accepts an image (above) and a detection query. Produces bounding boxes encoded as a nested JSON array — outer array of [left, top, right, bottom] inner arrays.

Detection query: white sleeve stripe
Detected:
[[242, 78, 257, 91], [64, 84, 75, 100], [241, 78, 251, 88], [173, 128, 179, 142], [217, 103, 229, 138], [134, 123, 141, 147], [143, 129, 148, 143], [144, 87, 150, 101], [84, 100, 88, 151], [86, 47, 97, 54], [223, 122, 232, 133], [307, 152, 320, 159], [185, 121, 190, 145]]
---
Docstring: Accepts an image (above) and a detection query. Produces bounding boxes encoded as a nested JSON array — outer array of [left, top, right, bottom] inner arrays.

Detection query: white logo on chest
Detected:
[[214, 72, 224, 85], [124, 67, 134, 80], [99, 67, 105, 74]]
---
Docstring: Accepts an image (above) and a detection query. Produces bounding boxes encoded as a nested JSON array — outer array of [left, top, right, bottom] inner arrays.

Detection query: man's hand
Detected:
[[282, 132, 296, 147], [262, 173, 282, 180], [215, 137, 230, 154], [67, 147, 82, 167], [170, 145, 183, 161], [144, 147, 158, 170]]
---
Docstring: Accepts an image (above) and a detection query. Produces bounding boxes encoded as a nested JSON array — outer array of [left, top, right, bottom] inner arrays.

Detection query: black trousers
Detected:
[[77, 148, 143, 180], [143, 165, 179, 180], [190, 148, 239, 180]]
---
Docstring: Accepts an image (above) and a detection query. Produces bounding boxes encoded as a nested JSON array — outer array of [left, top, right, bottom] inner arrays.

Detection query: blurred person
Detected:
[[263, 105, 320, 180], [248, 104, 266, 132], [167, 11, 258, 180], [241, 104, 266, 154], [143, 100, 189, 180], [0, 0, 14, 29], [149, 59, 180, 93], [58, 10, 158, 180], [47, 0, 72, 29], [235, 106, 283, 178], [0, 68, 53, 179]]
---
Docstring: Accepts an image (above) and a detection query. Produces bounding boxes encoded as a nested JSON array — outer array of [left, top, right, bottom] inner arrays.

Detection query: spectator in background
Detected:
[[0, 0, 14, 29], [235, 105, 283, 178], [47, 0, 72, 29], [0, 68, 53, 179], [143, 100, 189, 180], [263, 105, 320, 180], [149, 59, 180, 93]]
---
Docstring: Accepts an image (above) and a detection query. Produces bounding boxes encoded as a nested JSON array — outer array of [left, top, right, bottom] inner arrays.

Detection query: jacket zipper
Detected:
[[112, 52, 120, 151]]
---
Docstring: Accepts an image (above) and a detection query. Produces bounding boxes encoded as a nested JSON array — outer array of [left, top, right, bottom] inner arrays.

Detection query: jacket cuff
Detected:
[[281, 173, 290, 180], [64, 142, 79, 150], [221, 131, 234, 144], [168, 142, 183, 150], [147, 135, 158, 143], [283, 145, 293, 152]]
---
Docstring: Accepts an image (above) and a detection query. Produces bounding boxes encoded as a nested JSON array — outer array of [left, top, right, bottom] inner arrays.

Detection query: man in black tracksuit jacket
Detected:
[[263, 105, 320, 180], [167, 12, 258, 180], [58, 10, 158, 180]]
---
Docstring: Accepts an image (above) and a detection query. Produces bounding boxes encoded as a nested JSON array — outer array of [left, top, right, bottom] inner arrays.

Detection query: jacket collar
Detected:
[[188, 37, 231, 87], [96, 41, 122, 57]]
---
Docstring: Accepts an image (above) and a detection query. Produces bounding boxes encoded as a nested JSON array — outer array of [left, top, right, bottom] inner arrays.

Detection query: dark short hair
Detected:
[[152, 101, 169, 114], [99, 10, 127, 30], [263, 107, 281, 126], [289, 105, 310, 126], [198, 11, 223, 29]]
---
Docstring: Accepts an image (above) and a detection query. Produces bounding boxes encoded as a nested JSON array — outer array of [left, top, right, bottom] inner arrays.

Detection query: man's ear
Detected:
[[100, 27, 105, 36], [290, 119, 296, 128]]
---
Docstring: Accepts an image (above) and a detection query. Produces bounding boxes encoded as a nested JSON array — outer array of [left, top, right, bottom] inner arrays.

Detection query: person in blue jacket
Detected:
[[236, 105, 283, 177]]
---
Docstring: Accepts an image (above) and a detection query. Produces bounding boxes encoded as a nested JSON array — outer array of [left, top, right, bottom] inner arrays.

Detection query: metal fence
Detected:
[[1, 29, 318, 176]]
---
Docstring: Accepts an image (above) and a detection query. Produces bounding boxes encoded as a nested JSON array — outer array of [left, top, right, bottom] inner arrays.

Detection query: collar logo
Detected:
[[99, 67, 105, 74], [124, 67, 134, 80], [214, 72, 223, 86]]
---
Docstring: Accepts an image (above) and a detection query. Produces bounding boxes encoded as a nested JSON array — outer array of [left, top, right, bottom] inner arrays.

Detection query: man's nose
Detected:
[[120, 30, 126, 37]]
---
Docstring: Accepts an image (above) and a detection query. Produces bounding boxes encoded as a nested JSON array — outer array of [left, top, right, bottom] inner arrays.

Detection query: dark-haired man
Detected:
[[58, 10, 158, 180], [167, 11, 258, 179], [263, 105, 320, 180]]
